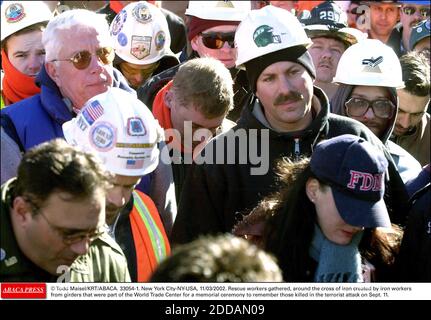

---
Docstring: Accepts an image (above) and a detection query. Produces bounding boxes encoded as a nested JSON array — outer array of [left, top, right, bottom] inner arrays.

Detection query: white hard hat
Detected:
[[185, 1, 250, 21], [63, 88, 164, 177], [1, 1, 53, 41], [110, 1, 171, 65], [235, 5, 312, 68], [333, 39, 405, 89]]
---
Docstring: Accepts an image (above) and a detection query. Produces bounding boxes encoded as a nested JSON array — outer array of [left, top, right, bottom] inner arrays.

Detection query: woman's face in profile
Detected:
[[307, 178, 363, 245]]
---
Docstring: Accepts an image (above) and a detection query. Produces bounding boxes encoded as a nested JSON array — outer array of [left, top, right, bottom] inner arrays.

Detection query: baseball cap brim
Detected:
[[331, 187, 391, 228], [306, 26, 368, 45]]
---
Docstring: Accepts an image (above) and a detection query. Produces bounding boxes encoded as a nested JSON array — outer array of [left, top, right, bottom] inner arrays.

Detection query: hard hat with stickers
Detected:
[[110, 1, 171, 65], [1, 1, 53, 41], [333, 39, 405, 89], [235, 5, 312, 69], [63, 87, 164, 176]]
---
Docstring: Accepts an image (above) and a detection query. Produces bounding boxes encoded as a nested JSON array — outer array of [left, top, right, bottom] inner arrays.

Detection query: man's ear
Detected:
[[305, 178, 320, 203], [12, 196, 33, 225], [164, 90, 173, 109], [45, 61, 60, 85], [190, 36, 200, 52]]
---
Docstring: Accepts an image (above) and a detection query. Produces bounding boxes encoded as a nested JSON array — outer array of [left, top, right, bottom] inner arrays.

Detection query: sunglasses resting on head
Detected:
[[402, 6, 430, 18]]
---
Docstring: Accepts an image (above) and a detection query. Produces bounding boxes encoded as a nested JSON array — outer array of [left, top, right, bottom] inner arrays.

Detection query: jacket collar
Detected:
[[35, 64, 135, 125]]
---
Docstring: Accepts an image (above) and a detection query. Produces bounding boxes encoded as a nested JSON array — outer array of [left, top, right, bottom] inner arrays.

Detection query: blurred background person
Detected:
[[150, 234, 282, 282], [363, 1, 401, 56], [409, 19, 430, 56], [398, 0, 430, 53]]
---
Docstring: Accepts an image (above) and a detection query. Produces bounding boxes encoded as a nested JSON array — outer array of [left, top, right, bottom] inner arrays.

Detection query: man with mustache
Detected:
[[300, 1, 363, 100], [171, 6, 409, 245]]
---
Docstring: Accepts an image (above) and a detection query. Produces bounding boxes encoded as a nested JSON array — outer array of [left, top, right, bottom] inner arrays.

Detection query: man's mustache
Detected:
[[273, 91, 304, 106]]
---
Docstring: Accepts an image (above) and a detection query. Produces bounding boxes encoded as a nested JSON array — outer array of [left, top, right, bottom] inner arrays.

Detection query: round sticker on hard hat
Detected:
[[155, 31, 166, 51], [117, 33, 128, 47], [90, 122, 117, 151], [111, 9, 127, 36], [132, 2, 152, 24], [5, 3, 25, 23]]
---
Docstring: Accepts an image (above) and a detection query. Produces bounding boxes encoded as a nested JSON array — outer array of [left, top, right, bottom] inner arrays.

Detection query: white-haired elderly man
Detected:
[[0, 9, 176, 234], [1, 9, 132, 177]]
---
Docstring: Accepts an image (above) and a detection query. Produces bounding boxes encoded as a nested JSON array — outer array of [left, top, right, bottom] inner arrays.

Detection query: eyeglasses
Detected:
[[345, 97, 395, 119], [402, 6, 430, 18], [200, 32, 236, 49], [38, 210, 108, 245], [26, 197, 108, 245], [51, 47, 114, 70]]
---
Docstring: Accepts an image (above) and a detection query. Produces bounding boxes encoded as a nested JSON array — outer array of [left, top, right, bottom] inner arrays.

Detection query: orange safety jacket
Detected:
[[129, 190, 171, 282]]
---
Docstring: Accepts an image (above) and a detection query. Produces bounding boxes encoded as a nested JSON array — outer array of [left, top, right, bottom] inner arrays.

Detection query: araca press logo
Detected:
[[253, 25, 281, 47]]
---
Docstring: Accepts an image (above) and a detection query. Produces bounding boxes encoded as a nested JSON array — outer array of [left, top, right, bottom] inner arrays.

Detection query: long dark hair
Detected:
[[263, 157, 403, 282], [264, 159, 317, 281]]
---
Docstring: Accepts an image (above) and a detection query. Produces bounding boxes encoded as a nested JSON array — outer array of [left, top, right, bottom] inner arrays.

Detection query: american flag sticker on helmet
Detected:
[[126, 159, 144, 169], [82, 100, 104, 125]]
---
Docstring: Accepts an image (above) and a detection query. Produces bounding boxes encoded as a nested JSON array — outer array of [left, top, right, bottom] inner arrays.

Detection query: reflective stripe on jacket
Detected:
[[130, 190, 170, 282]]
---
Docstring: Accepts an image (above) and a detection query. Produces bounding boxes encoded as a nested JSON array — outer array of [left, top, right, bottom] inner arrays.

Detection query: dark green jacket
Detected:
[[0, 179, 130, 282]]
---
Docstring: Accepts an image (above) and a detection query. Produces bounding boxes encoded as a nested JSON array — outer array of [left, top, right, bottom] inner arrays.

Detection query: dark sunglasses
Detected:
[[200, 32, 236, 49], [345, 97, 395, 119], [51, 47, 115, 70], [402, 6, 430, 18]]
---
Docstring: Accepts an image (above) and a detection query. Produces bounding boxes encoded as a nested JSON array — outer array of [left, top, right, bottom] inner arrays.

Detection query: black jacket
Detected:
[[395, 181, 431, 281], [171, 87, 409, 245]]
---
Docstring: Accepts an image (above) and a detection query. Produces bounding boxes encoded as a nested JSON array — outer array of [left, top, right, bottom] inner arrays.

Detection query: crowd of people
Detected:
[[1, 1, 429, 283]]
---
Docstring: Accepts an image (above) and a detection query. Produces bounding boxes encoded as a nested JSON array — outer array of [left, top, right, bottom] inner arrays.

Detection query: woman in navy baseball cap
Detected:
[[261, 134, 402, 282]]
